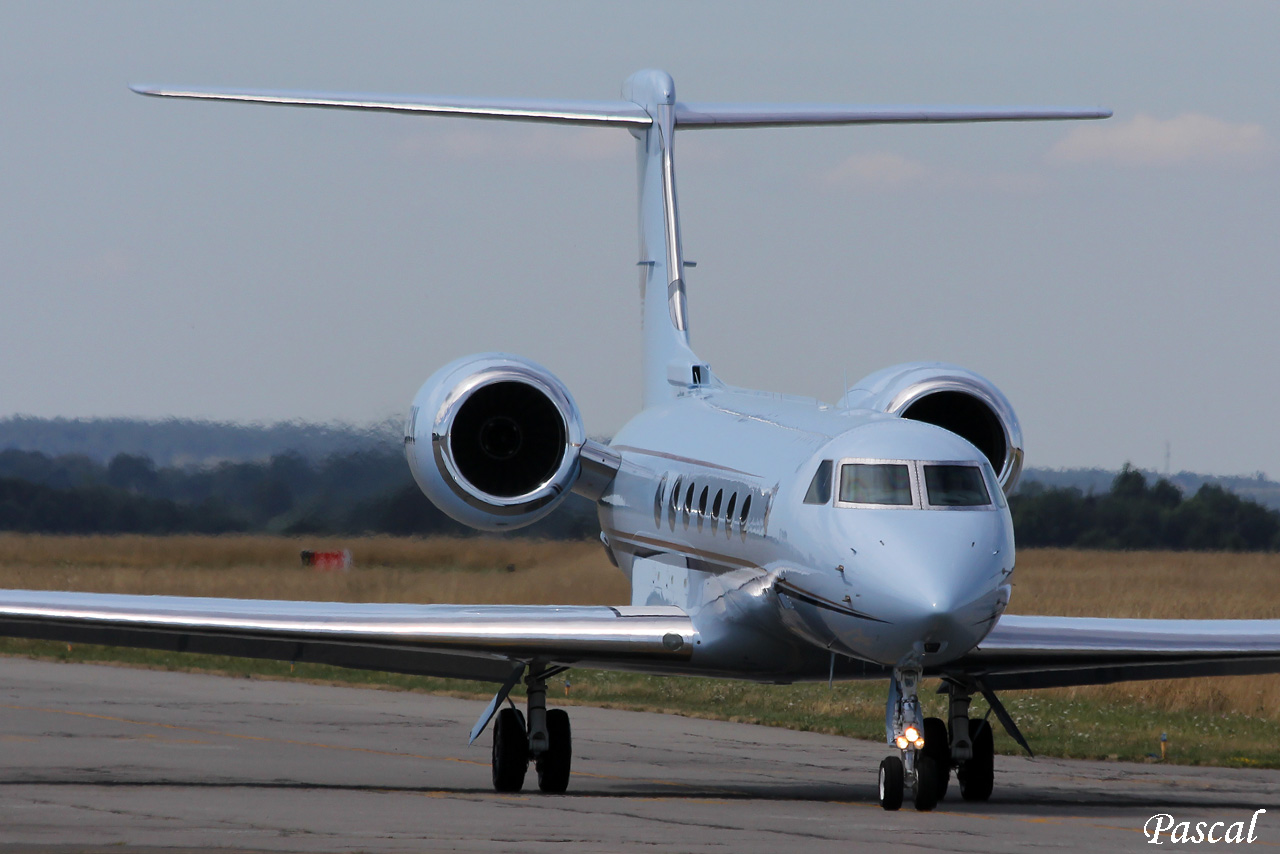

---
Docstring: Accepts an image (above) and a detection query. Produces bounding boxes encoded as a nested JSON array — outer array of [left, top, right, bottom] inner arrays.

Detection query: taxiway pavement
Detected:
[[1, 657, 1276, 852]]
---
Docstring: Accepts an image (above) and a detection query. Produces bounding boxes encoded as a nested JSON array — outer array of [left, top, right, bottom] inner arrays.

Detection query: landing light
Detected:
[[915, 737, 925, 749], [903, 725, 920, 743], [895, 736, 909, 750]]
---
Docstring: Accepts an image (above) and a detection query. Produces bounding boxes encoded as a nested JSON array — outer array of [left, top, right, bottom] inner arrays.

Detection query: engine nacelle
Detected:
[[840, 362, 1024, 493], [405, 353, 591, 531]]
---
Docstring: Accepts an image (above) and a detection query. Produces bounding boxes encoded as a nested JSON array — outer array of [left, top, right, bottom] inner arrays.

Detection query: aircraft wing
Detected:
[[951, 614, 1280, 690], [0, 590, 694, 684]]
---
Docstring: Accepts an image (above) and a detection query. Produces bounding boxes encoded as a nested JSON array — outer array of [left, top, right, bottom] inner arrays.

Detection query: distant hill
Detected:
[[3, 417, 1279, 513], [1019, 468, 1280, 512], [0, 417, 598, 539], [0, 416, 399, 467]]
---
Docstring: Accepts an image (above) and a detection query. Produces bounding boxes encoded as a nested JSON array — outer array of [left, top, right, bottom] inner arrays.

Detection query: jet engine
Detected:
[[840, 362, 1024, 493], [404, 354, 616, 531]]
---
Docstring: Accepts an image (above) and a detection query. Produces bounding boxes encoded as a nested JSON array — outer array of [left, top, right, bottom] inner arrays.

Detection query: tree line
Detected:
[[1010, 465, 1280, 550], [2, 449, 1278, 549], [0, 448, 597, 539]]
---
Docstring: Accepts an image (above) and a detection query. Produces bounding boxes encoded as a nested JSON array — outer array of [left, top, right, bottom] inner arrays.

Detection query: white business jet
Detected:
[[3, 71, 1279, 811]]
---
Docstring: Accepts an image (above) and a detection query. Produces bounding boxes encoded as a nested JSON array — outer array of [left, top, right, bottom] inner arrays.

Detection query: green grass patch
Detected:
[[4, 638, 1279, 769], [987, 692, 1280, 768]]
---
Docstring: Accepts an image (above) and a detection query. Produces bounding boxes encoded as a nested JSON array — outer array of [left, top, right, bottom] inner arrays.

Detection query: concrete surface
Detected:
[[1, 657, 1276, 852]]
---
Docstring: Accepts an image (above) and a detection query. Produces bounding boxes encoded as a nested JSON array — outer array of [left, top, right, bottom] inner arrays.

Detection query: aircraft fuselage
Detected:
[[600, 385, 1016, 681]]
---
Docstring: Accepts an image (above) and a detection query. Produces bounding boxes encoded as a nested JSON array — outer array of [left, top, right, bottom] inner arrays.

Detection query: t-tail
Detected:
[[132, 71, 1110, 408]]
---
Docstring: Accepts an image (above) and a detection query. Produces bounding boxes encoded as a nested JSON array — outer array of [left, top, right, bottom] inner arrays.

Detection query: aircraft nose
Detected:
[[855, 513, 1010, 662], [892, 570, 987, 650]]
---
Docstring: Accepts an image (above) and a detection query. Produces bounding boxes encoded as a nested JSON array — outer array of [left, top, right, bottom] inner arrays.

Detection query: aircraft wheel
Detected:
[[913, 755, 941, 811], [922, 717, 951, 801], [958, 718, 994, 802], [536, 708, 572, 793], [491, 707, 528, 792], [877, 755, 904, 811]]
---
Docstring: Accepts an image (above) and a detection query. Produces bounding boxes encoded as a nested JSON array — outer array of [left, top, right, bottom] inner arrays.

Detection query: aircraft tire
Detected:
[[878, 755, 904, 811], [492, 707, 529, 792], [922, 717, 950, 801], [912, 756, 941, 811], [536, 708, 572, 793], [958, 718, 994, 802]]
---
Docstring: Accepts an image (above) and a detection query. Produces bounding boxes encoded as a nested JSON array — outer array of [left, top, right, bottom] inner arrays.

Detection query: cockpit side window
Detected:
[[839, 463, 913, 506], [923, 464, 991, 507], [803, 460, 833, 505]]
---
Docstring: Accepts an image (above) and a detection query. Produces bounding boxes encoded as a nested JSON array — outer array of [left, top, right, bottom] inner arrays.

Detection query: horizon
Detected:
[[0, 413, 1275, 485]]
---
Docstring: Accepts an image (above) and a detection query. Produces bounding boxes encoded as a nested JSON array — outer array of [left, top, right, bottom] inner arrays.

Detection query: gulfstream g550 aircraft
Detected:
[[4, 70, 1280, 812]]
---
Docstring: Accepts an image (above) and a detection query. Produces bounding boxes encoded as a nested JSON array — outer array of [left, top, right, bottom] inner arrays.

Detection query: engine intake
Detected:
[[840, 362, 1024, 493], [450, 381, 567, 498], [405, 354, 613, 531]]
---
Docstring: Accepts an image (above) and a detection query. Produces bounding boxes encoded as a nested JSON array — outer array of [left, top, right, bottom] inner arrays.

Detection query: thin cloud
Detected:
[[1047, 113, 1274, 167], [825, 152, 928, 189], [823, 153, 1044, 194]]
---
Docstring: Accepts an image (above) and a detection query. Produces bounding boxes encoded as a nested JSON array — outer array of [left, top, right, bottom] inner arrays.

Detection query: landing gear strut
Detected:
[[490, 668, 573, 794]]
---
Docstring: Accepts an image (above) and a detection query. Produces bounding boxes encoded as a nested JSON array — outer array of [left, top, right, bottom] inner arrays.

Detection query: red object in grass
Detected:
[[300, 550, 351, 571]]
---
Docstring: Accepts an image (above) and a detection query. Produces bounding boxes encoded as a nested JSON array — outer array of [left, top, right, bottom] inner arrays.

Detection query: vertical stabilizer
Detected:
[[622, 70, 707, 408]]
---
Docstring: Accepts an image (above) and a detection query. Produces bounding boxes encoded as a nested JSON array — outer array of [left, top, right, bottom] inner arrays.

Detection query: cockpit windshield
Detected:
[[839, 463, 913, 505], [825, 459, 997, 510], [923, 464, 991, 507]]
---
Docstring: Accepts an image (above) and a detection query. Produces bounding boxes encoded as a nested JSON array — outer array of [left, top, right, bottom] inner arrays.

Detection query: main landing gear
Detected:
[[950, 686, 995, 803], [491, 669, 573, 794], [878, 670, 994, 811]]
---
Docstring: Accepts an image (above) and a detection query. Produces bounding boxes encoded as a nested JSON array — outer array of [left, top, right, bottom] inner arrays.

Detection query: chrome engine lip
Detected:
[[427, 359, 586, 516], [841, 363, 1024, 494]]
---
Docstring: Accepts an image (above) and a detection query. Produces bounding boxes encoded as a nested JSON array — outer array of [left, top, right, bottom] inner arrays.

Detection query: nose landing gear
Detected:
[[880, 665, 943, 811], [880, 670, 994, 811]]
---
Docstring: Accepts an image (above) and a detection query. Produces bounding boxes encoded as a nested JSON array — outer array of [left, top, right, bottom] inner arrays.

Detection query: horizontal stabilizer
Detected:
[[674, 102, 1112, 128], [131, 85, 1110, 133], [130, 85, 653, 127]]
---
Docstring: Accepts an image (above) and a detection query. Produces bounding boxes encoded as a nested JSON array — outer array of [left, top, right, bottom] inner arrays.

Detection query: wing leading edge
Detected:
[[0, 590, 694, 684], [951, 614, 1280, 691]]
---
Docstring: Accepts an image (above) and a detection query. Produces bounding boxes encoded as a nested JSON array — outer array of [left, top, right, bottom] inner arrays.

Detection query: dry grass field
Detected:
[[2, 535, 1279, 764], [0, 534, 628, 605], [1009, 549, 1280, 720]]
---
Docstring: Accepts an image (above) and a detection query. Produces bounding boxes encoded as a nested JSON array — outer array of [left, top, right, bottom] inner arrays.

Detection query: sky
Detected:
[[2, 3, 1278, 477]]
